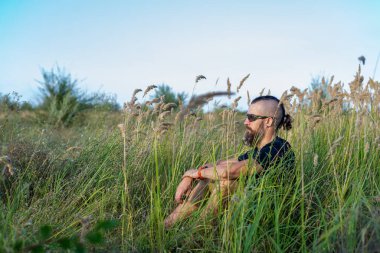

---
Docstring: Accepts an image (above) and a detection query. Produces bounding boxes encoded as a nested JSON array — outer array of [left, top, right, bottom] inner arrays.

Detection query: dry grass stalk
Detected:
[[176, 91, 232, 121], [237, 74, 250, 93], [227, 78, 232, 99], [143, 85, 157, 97], [247, 90, 251, 107], [259, 88, 265, 96]]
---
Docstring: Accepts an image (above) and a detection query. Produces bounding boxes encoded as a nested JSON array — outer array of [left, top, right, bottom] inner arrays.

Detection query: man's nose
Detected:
[[244, 118, 249, 125]]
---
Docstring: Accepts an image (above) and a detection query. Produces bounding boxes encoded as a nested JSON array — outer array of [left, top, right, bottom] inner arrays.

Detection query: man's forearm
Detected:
[[182, 160, 260, 181], [203, 158, 238, 168], [200, 164, 227, 180], [201, 160, 248, 180]]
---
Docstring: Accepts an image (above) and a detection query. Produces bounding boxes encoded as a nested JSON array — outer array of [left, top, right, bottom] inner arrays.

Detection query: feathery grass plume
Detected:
[[247, 90, 251, 107], [153, 102, 163, 114], [195, 75, 206, 83], [310, 114, 323, 129], [158, 111, 171, 121], [328, 136, 344, 157], [290, 86, 302, 97], [126, 96, 138, 110], [153, 122, 172, 135], [323, 97, 339, 108], [132, 89, 142, 97], [177, 94, 184, 110], [151, 97, 160, 104], [313, 153, 319, 167], [227, 78, 232, 99], [117, 123, 126, 138], [358, 55, 366, 65], [237, 74, 250, 93], [1, 155, 14, 177], [267, 89, 271, 95], [259, 88, 265, 96], [143, 85, 157, 97], [177, 91, 233, 121], [232, 96, 242, 109], [162, 103, 176, 111], [364, 142, 370, 154]]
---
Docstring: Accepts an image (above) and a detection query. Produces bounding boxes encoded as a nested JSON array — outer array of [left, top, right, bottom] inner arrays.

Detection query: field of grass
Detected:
[[1, 69, 380, 252]]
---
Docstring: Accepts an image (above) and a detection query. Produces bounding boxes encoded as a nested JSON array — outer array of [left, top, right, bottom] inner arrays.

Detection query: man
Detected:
[[164, 95, 295, 228]]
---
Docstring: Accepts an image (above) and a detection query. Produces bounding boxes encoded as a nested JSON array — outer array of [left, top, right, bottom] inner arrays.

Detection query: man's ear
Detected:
[[266, 117, 274, 127]]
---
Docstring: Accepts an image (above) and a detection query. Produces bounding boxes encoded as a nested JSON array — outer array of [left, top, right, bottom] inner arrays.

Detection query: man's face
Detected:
[[243, 103, 266, 146]]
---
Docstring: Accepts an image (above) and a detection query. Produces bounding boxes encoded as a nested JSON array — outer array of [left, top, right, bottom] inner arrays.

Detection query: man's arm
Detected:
[[183, 160, 264, 181], [203, 158, 239, 168]]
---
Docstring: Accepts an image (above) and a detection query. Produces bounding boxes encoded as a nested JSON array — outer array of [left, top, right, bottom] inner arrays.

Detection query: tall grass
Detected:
[[0, 67, 379, 252]]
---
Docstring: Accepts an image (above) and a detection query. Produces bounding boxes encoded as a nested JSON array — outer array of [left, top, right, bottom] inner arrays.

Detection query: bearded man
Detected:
[[164, 95, 295, 228]]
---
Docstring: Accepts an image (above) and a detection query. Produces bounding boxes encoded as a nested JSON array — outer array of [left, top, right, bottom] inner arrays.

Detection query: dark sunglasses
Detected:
[[246, 113, 272, 122]]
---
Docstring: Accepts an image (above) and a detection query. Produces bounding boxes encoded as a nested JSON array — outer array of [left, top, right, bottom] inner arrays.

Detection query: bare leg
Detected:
[[164, 179, 210, 229], [201, 179, 238, 218]]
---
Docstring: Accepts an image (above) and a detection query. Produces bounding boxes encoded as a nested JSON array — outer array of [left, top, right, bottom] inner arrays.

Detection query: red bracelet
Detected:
[[197, 166, 205, 180]]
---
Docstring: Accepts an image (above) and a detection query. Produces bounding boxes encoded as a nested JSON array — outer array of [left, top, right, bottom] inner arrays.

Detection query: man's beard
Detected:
[[243, 124, 264, 147]]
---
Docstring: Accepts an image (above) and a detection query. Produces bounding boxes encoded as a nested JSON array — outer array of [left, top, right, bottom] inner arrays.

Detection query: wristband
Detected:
[[197, 166, 206, 180]]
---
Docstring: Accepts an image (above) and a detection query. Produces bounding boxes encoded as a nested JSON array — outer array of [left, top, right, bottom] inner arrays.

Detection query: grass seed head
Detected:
[[237, 73, 250, 93], [227, 78, 232, 99], [132, 89, 142, 97], [143, 85, 157, 97], [195, 75, 207, 83]]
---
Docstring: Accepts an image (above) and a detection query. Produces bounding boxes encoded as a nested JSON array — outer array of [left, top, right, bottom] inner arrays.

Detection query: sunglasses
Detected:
[[246, 113, 272, 122]]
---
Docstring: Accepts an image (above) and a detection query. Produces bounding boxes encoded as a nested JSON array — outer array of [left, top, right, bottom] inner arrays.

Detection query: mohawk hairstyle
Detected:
[[251, 95, 292, 131]]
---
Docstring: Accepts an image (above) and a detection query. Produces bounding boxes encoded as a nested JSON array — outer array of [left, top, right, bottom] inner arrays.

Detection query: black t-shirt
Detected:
[[238, 136, 295, 171]]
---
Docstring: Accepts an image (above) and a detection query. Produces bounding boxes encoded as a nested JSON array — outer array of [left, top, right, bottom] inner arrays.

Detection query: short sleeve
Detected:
[[238, 149, 258, 161], [256, 141, 295, 170], [255, 145, 279, 169]]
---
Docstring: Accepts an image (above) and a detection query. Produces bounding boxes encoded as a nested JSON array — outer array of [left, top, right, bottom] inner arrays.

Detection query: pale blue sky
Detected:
[[0, 0, 379, 107]]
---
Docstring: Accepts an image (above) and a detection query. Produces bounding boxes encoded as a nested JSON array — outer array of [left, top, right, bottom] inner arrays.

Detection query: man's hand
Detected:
[[174, 176, 193, 203], [182, 169, 198, 179]]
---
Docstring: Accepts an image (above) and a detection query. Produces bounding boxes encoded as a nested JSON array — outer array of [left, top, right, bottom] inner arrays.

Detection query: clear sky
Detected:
[[0, 0, 379, 107]]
